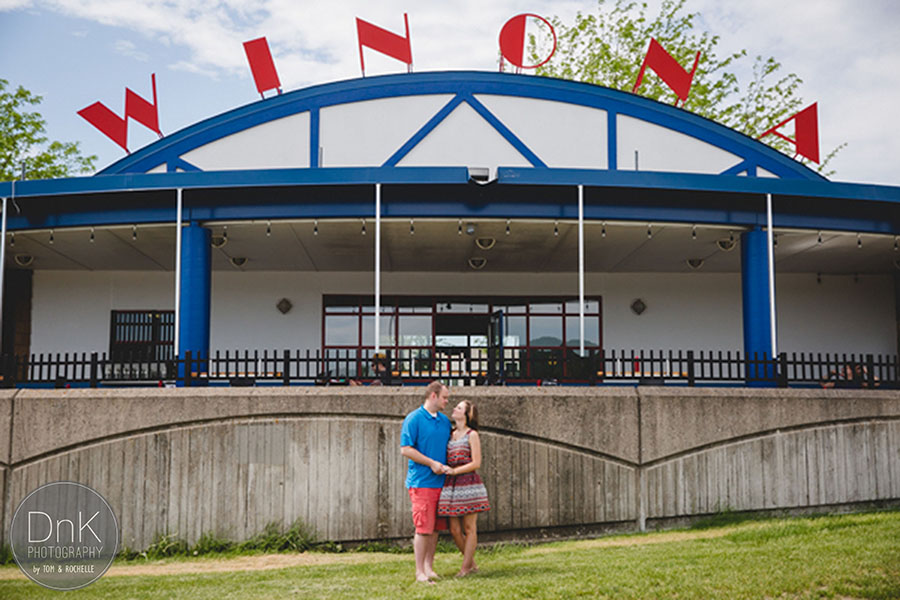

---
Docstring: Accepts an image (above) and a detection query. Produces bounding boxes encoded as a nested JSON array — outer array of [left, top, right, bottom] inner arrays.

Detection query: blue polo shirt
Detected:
[[401, 405, 452, 489]]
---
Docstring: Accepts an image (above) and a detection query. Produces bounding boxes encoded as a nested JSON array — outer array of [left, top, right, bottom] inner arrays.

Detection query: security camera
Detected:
[[468, 167, 495, 184]]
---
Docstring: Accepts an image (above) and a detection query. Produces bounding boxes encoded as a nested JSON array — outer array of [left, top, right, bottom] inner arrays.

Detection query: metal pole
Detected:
[[766, 193, 778, 357], [0, 196, 7, 342], [174, 188, 183, 356], [375, 183, 381, 354], [578, 185, 585, 355]]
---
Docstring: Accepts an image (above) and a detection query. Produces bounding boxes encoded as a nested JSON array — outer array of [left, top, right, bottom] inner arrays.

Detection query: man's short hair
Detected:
[[425, 381, 445, 399]]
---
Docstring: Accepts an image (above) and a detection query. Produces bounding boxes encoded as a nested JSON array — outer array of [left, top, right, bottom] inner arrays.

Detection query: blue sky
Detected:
[[1, 0, 898, 185]]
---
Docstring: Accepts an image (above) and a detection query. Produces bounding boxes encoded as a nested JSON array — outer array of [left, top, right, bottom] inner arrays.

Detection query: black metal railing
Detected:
[[0, 348, 896, 389]]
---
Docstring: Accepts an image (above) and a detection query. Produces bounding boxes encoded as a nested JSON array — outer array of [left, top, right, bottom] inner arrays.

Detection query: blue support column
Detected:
[[741, 227, 775, 386], [178, 221, 211, 385]]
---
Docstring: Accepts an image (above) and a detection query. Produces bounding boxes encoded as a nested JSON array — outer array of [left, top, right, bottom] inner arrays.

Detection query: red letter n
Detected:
[[356, 13, 412, 77], [632, 38, 701, 107]]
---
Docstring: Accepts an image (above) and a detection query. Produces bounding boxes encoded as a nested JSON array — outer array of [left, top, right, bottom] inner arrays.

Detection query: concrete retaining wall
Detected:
[[1, 387, 898, 549]]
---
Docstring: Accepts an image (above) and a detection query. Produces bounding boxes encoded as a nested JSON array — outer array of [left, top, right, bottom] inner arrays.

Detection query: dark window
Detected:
[[109, 310, 174, 361]]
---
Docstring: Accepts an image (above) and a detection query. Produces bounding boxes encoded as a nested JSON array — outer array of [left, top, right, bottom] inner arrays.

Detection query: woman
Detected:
[[437, 400, 490, 577]]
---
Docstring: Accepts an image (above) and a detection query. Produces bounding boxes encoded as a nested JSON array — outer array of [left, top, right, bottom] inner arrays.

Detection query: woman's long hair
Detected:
[[463, 401, 479, 430]]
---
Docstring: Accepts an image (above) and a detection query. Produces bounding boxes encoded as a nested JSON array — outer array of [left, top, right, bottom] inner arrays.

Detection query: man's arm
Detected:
[[401, 446, 449, 474]]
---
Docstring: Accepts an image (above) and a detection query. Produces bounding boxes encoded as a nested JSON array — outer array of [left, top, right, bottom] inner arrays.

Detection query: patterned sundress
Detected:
[[437, 430, 491, 516]]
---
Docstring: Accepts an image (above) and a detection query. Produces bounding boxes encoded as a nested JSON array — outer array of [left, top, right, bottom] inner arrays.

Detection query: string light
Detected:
[[223, 226, 228, 241], [90, 227, 95, 243], [773, 234, 777, 247], [894, 236, 898, 251], [132, 225, 137, 241], [361, 219, 366, 235], [729, 230, 734, 244], [410, 219, 415, 235], [457, 219, 462, 235], [506, 219, 510, 235], [601, 222, 606, 238], [554, 220, 558, 236], [313, 219, 318, 236], [49, 229, 54, 245], [266, 220, 271, 236], [817, 231, 822, 244], [692, 225, 696, 240], [9, 232, 14, 248], [857, 233, 862, 249], [647, 223, 652, 239]]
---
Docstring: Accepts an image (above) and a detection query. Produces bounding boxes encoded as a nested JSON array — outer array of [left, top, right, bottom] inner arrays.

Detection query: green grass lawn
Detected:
[[1, 510, 898, 599]]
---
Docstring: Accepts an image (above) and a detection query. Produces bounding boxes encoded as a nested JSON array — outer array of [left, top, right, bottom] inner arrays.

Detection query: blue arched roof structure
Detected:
[[0, 71, 897, 235], [100, 71, 824, 181]]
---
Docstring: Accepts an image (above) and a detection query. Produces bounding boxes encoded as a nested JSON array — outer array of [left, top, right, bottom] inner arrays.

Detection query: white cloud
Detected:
[[114, 39, 149, 61]]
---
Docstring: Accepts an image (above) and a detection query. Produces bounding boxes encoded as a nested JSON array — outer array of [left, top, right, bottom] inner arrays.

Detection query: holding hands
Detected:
[[431, 461, 452, 475]]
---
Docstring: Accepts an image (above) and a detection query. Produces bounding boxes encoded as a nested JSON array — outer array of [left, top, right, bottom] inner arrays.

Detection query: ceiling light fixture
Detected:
[[475, 237, 496, 250], [14, 254, 32, 267]]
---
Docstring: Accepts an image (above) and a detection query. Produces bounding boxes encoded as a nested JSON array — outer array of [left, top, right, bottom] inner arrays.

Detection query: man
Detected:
[[400, 381, 452, 583]]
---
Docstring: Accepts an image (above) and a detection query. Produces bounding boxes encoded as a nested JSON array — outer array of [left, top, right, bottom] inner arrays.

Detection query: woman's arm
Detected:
[[449, 431, 482, 475], [401, 446, 449, 474]]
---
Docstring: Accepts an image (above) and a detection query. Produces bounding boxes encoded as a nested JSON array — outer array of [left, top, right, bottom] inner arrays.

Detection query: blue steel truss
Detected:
[[96, 71, 824, 181], [0, 72, 898, 235]]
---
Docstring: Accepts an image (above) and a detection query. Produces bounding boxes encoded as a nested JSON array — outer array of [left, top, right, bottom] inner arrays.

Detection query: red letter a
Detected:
[[758, 103, 820, 164]]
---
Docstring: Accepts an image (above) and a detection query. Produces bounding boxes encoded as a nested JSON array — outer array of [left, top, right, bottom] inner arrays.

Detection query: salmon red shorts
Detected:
[[408, 487, 447, 534]]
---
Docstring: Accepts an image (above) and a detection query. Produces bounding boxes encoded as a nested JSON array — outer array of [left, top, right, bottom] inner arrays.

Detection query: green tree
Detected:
[[0, 78, 97, 181], [531, 0, 843, 175]]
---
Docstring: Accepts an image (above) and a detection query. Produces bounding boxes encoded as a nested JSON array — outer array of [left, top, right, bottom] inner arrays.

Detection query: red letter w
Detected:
[[78, 74, 162, 154]]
